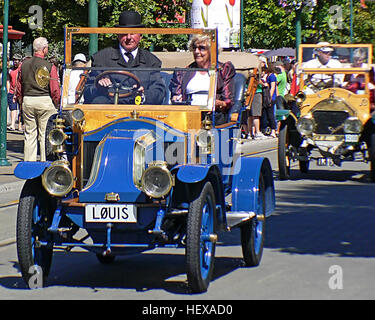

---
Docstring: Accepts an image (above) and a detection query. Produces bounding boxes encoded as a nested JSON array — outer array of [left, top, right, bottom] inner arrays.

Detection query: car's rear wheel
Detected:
[[240, 173, 265, 267]]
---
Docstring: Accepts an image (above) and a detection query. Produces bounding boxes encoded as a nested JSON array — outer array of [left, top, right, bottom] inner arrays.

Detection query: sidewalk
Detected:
[[0, 130, 24, 193]]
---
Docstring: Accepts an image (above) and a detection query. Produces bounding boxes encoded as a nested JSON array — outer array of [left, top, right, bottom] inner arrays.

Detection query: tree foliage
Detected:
[[243, 0, 375, 50], [0, 0, 374, 58]]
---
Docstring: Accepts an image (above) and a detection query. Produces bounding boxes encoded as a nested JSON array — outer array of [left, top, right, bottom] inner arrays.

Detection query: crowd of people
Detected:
[[242, 56, 297, 140]]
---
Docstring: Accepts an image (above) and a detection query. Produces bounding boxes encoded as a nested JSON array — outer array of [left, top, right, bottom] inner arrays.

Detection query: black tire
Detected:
[[299, 160, 309, 174], [278, 124, 291, 180], [240, 173, 266, 267], [370, 133, 375, 182], [186, 182, 217, 293], [96, 253, 116, 264], [16, 178, 56, 288]]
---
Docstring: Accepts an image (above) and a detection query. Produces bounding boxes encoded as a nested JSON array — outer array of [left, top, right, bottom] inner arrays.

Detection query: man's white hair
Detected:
[[33, 37, 48, 52]]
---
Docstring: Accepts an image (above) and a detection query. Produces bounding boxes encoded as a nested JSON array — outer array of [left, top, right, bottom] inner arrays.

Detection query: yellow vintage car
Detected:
[[278, 43, 375, 181], [14, 27, 275, 292]]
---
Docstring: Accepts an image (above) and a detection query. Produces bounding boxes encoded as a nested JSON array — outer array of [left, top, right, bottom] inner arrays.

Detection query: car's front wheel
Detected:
[[370, 133, 375, 182], [186, 182, 217, 293], [16, 178, 56, 288]]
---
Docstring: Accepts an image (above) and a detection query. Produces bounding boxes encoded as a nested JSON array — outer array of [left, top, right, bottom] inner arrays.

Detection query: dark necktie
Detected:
[[125, 52, 133, 63]]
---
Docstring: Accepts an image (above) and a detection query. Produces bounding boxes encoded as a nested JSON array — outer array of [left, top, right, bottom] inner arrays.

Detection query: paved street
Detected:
[[1, 136, 375, 300]]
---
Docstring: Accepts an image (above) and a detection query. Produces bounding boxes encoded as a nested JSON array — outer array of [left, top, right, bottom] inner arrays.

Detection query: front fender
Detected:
[[14, 161, 51, 180], [231, 157, 275, 217], [174, 164, 211, 183]]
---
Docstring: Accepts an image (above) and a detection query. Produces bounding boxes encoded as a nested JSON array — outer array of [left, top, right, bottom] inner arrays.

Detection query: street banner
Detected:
[[190, 0, 241, 49]]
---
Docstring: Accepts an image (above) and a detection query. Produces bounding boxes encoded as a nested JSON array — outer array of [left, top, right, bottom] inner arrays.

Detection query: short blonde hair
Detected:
[[188, 34, 211, 52], [33, 37, 48, 52]]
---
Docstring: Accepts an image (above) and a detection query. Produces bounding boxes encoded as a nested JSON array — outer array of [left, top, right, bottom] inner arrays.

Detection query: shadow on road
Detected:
[[267, 173, 375, 257], [0, 249, 246, 294]]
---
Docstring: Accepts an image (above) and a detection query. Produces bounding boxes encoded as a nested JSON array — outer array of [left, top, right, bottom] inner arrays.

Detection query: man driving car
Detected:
[[89, 10, 165, 104], [303, 42, 344, 94]]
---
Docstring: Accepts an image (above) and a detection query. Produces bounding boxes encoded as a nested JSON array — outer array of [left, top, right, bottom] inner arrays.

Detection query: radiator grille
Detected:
[[312, 110, 349, 134]]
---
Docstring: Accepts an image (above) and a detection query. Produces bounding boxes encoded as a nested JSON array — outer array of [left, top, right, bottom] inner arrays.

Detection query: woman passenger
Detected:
[[169, 34, 236, 125]]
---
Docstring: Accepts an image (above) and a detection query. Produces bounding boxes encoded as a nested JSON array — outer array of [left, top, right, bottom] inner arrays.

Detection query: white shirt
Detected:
[[303, 57, 344, 93], [119, 45, 138, 63], [186, 72, 210, 105], [68, 70, 84, 104]]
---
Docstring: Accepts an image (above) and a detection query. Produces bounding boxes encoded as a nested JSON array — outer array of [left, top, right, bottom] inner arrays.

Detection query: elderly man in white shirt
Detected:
[[303, 42, 344, 94]]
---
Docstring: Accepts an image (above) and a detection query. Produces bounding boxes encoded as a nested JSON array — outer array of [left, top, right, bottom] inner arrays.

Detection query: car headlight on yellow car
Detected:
[[297, 115, 315, 136], [42, 160, 74, 196], [344, 117, 362, 134], [141, 161, 173, 198]]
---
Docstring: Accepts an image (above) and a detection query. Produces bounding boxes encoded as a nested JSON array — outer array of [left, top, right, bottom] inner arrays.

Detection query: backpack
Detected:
[[262, 85, 271, 108]]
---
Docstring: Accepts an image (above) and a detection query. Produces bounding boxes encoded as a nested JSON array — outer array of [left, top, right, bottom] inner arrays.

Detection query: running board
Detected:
[[226, 211, 256, 230]]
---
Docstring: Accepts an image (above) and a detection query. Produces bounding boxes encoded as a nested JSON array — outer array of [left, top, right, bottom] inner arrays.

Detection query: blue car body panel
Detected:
[[231, 156, 275, 217], [175, 164, 211, 183], [79, 129, 144, 203], [14, 161, 51, 180]]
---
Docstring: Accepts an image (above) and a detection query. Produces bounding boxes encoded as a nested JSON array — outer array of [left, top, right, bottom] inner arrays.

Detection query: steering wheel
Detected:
[[307, 74, 334, 90], [95, 70, 142, 102]]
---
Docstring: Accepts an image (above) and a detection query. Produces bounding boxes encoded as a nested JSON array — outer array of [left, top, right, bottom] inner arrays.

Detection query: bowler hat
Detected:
[[115, 10, 145, 28]]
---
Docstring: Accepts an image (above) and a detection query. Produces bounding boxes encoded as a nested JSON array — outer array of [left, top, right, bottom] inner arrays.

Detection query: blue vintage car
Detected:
[[15, 27, 275, 292]]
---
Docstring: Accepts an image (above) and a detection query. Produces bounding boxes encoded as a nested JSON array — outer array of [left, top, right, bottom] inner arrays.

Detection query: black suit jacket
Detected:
[[91, 45, 165, 104]]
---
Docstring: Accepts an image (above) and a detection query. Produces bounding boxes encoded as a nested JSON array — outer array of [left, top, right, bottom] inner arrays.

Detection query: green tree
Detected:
[[1, 0, 375, 55], [0, 0, 191, 59]]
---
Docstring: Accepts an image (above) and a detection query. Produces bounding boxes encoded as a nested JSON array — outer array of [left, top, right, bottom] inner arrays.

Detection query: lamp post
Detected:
[[0, 0, 11, 166], [89, 0, 98, 57], [350, 0, 353, 43], [295, 6, 302, 60]]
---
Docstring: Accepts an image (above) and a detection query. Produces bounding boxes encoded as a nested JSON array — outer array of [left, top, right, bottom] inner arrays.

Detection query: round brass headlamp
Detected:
[[196, 129, 214, 148], [42, 160, 74, 197], [72, 108, 85, 123], [344, 117, 363, 134], [141, 162, 173, 198], [48, 128, 68, 146], [297, 114, 315, 136]]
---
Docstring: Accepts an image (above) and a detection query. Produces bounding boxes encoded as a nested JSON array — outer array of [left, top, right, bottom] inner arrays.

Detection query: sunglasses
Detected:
[[193, 45, 208, 51]]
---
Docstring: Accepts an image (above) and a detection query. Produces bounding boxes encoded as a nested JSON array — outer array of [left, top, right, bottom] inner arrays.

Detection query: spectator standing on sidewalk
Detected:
[[248, 66, 268, 140], [275, 61, 287, 98], [15, 37, 61, 161], [260, 63, 277, 138], [7, 53, 22, 131]]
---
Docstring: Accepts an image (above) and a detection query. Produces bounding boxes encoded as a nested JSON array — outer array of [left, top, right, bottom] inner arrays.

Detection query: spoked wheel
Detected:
[[240, 173, 266, 267], [370, 133, 375, 182], [16, 178, 56, 288], [186, 182, 217, 293], [278, 124, 291, 180]]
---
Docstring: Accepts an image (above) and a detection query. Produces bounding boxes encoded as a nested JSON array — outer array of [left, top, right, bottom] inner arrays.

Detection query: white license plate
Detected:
[[85, 204, 137, 223], [345, 134, 359, 143]]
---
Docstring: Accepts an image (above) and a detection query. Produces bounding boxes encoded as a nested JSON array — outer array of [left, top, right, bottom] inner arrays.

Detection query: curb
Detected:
[[0, 180, 24, 195]]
